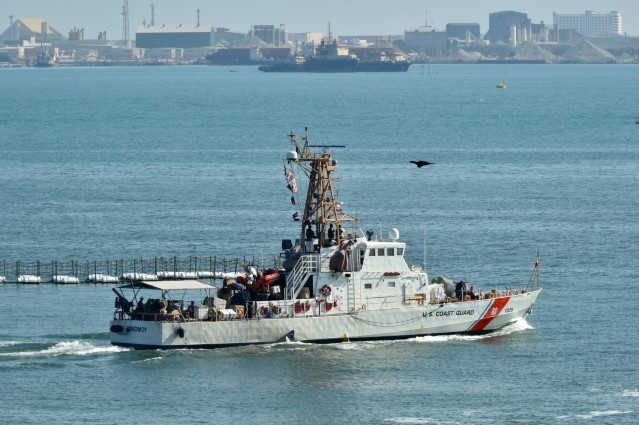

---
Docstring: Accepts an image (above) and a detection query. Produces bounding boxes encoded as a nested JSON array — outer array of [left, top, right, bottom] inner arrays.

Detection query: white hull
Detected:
[[110, 290, 540, 349]]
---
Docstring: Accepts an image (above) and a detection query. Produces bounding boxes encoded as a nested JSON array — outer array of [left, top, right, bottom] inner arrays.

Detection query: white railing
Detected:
[[285, 254, 318, 300]]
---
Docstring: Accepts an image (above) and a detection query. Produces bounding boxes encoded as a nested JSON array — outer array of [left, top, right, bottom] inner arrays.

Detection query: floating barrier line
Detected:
[[0, 255, 281, 284]]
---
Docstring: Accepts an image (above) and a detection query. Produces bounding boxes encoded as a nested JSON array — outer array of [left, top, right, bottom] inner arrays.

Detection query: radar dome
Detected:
[[389, 228, 399, 241], [286, 151, 298, 160]]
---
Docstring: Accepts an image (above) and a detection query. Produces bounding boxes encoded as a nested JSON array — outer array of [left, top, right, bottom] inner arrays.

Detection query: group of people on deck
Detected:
[[133, 297, 195, 320], [305, 221, 342, 252]]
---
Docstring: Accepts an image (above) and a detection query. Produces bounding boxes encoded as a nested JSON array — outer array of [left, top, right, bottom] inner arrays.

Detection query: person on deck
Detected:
[[186, 301, 195, 318], [327, 224, 335, 243], [305, 221, 315, 252], [136, 297, 144, 312]]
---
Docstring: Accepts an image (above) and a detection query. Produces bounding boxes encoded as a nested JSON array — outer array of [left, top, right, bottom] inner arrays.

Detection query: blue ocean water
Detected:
[[0, 64, 638, 424]]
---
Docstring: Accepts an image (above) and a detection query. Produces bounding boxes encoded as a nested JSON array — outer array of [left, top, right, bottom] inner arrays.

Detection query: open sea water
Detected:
[[0, 64, 638, 424]]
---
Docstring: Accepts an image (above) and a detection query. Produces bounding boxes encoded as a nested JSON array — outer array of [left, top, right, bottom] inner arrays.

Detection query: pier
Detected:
[[0, 255, 281, 284]]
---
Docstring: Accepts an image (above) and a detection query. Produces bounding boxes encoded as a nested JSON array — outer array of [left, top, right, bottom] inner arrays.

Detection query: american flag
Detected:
[[292, 212, 300, 221], [285, 168, 295, 182], [287, 180, 298, 193]]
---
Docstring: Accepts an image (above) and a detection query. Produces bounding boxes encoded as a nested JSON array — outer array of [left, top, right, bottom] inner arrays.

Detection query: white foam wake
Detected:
[[412, 318, 533, 344], [0, 340, 129, 357], [0, 341, 21, 348], [575, 411, 633, 420], [621, 390, 639, 397], [384, 417, 455, 424]]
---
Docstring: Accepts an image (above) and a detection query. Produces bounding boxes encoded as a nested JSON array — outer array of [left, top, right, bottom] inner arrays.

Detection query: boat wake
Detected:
[[384, 417, 456, 424], [0, 341, 21, 348], [0, 340, 129, 358], [412, 318, 534, 344], [130, 356, 164, 364], [556, 410, 633, 421], [621, 390, 639, 397]]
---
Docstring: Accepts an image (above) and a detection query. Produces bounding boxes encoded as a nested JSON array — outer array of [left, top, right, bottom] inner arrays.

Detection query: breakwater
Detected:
[[0, 255, 281, 284]]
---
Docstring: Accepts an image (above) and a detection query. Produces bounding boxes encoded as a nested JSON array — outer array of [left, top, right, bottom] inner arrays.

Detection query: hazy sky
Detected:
[[4, 0, 638, 38]]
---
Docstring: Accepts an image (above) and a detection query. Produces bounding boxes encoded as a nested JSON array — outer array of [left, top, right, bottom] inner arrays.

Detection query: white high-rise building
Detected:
[[553, 10, 622, 36]]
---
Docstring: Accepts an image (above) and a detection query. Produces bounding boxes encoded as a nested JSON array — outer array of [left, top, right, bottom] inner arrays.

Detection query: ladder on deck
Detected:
[[285, 254, 318, 300], [344, 248, 357, 313], [346, 276, 356, 313]]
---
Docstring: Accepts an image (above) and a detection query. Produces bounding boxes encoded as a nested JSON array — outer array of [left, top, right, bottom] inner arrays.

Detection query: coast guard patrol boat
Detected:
[[109, 129, 541, 349]]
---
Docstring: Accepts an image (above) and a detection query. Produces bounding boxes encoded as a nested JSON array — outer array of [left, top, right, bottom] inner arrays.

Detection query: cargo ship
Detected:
[[258, 39, 411, 73], [258, 38, 359, 73]]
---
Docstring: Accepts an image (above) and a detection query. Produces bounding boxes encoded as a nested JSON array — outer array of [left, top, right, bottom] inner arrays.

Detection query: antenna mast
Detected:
[[9, 15, 13, 40], [287, 129, 356, 251], [150, 4, 155, 26], [121, 0, 130, 47], [197, 9, 200, 27]]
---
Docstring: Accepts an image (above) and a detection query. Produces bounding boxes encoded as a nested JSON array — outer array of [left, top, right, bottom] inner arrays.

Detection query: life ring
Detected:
[[320, 285, 332, 297], [177, 327, 185, 338], [445, 297, 451, 303]]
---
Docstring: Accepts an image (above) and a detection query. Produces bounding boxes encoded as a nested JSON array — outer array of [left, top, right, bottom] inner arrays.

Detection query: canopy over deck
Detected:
[[118, 280, 213, 291]]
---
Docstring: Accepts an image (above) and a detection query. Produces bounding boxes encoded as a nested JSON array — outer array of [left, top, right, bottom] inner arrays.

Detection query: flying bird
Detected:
[[410, 160, 434, 168]]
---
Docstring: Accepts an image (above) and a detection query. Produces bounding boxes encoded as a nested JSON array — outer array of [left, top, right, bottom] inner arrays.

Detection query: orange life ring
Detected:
[[320, 285, 332, 297], [445, 297, 452, 303]]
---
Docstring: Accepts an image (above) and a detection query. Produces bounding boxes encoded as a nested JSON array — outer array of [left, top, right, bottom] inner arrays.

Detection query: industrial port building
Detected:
[[135, 25, 214, 48], [553, 11, 622, 37], [0, 18, 63, 44]]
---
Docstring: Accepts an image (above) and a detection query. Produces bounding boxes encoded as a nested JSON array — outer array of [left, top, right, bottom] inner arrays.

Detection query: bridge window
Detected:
[[397, 248, 404, 256], [386, 248, 394, 256], [388, 281, 396, 288], [369, 249, 376, 256], [364, 283, 372, 289], [377, 248, 385, 256]]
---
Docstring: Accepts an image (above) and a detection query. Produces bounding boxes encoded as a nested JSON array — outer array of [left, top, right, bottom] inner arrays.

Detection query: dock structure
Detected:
[[0, 255, 281, 284]]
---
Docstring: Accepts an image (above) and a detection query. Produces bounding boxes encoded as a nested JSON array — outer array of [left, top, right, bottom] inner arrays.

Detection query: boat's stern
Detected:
[[109, 319, 167, 349]]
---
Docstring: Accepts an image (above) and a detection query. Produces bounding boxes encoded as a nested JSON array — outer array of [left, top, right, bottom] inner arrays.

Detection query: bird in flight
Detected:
[[410, 160, 434, 168]]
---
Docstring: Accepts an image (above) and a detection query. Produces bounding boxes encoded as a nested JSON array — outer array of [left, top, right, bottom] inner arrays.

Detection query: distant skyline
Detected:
[[4, 0, 638, 38]]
